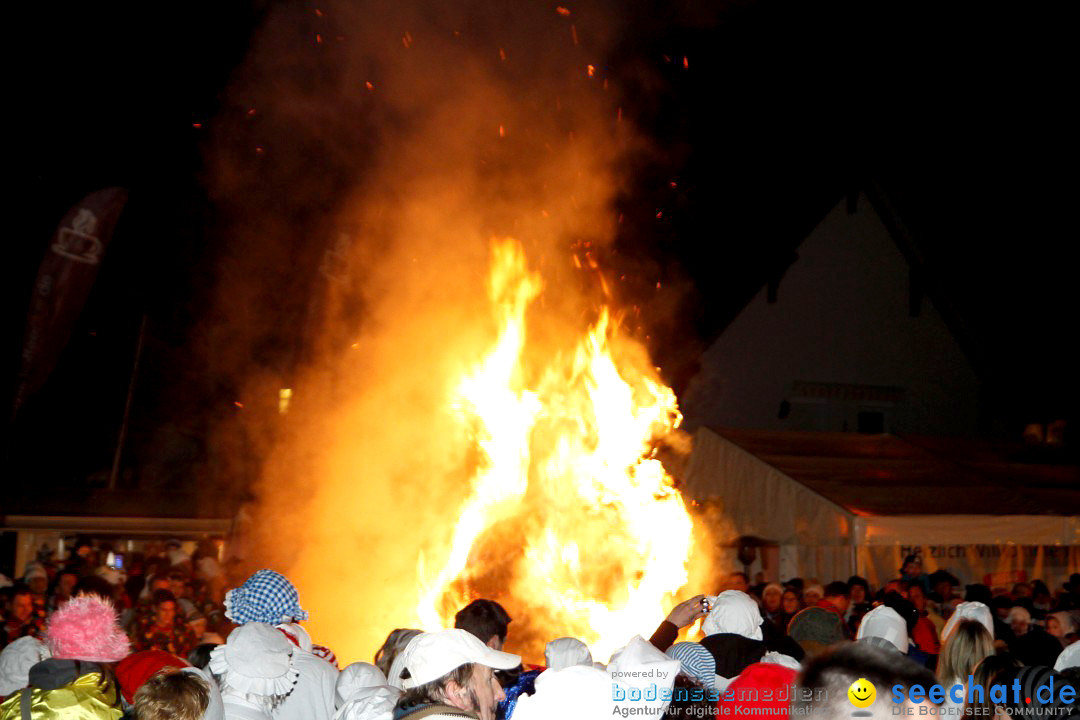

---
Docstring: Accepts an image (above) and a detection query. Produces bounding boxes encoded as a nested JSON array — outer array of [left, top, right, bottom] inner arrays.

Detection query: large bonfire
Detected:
[[414, 239, 694, 660]]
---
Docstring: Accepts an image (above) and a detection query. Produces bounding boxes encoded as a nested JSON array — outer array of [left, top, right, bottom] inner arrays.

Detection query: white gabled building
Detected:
[[680, 192, 980, 437]]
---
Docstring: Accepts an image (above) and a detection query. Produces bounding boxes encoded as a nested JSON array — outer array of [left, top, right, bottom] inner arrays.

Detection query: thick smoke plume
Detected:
[[204, 0, 713, 664]]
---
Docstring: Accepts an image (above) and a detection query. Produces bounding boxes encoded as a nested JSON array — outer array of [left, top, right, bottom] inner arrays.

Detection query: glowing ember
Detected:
[[415, 239, 694, 660]]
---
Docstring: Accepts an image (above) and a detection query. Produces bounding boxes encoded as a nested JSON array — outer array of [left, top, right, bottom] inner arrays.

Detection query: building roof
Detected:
[[711, 427, 1080, 517]]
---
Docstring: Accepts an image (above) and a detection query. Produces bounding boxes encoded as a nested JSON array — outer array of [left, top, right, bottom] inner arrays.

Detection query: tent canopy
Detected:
[[697, 427, 1079, 516], [682, 427, 1080, 582]]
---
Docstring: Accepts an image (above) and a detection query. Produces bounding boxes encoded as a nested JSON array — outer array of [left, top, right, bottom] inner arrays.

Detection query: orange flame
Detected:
[[415, 239, 694, 660]]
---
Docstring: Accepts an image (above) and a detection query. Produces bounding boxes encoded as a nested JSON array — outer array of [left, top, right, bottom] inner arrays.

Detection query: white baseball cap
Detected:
[[398, 629, 520, 688]]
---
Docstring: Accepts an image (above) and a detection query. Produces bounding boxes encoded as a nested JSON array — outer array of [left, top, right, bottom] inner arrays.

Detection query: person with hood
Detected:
[[878, 592, 932, 667], [697, 591, 768, 687], [542, 638, 591, 672], [855, 605, 911, 655], [942, 600, 995, 642], [508, 665, 610, 719], [0, 593, 130, 719], [333, 663, 397, 720], [335, 687, 397, 720], [0, 637, 49, 700], [649, 591, 769, 685], [224, 570, 337, 720], [336, 663, 388, 710], [514, 638, 684, 720], [606, 637, 680, 717], [209, 622, 299, 720]]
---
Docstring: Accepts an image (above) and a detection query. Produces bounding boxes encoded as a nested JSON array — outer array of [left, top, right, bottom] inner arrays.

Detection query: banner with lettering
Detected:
[[857, 544, 1080, 591]]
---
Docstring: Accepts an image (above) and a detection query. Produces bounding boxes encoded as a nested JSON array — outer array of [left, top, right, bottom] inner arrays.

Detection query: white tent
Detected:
[[682, 426, 1080, 587]]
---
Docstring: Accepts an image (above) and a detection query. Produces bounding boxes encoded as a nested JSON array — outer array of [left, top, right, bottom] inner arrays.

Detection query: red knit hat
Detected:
[[115, 650, 189, 704], [722, 662, 799, 717]]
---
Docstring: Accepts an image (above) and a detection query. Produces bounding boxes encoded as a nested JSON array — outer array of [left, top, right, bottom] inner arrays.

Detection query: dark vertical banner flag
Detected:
[[12, 188, 129, 416]]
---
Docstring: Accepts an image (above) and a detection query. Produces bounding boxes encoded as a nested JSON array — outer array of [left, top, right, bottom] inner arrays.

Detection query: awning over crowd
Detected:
[[1, 515, 232, 579], [682, 427, 1080, 588]]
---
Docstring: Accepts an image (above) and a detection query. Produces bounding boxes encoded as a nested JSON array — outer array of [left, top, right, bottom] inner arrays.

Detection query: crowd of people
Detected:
[[1, 539, 228, 660], [1, 546, 1079, 719]]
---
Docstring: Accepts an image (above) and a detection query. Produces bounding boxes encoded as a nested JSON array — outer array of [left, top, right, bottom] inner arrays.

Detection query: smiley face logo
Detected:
[[848, 678, 876, 708]]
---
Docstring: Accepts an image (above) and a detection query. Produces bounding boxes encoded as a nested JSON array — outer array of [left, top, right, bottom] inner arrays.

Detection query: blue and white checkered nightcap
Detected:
[[224, 569, 309, 625]]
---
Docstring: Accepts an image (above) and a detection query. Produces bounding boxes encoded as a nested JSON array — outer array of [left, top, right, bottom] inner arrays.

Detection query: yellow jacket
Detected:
[[0, 672, 122, 720]]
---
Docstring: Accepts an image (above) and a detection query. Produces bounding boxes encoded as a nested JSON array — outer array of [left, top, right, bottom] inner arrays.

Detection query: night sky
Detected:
[[5, 0, 1076, 497]]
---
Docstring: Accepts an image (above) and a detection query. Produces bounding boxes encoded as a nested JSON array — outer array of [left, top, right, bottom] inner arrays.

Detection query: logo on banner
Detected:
[[52, 209, 104, 264]]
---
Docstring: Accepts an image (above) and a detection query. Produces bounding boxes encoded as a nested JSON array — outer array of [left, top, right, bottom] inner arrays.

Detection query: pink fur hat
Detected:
[[46, 593, 131, 663]]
